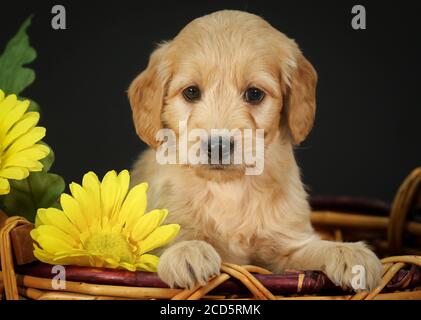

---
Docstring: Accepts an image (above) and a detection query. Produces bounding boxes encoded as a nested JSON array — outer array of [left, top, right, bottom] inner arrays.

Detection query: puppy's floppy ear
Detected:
[[283, 49, 317, 144], [128, 42, 172, 148]]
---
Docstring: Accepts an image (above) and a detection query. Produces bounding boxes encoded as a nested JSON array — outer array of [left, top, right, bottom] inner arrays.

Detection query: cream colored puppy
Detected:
[[128, 10, 382, 290]]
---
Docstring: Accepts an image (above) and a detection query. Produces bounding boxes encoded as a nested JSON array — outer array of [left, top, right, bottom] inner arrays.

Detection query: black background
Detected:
[[0, 0, 420, 202]]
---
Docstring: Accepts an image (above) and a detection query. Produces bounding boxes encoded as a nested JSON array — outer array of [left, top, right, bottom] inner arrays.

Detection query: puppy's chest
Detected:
[[180, 183, 267, 239], [198, 189, 271, 263], [162, 181, 280, 264]]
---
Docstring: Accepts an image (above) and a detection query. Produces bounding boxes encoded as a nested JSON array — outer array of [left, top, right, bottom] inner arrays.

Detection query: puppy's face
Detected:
[[129, 11, 317, 181]]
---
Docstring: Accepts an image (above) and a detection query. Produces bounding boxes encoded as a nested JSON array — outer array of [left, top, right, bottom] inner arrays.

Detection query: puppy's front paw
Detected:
[[323, 242, 383, 292], [157, 240, 221, 289]]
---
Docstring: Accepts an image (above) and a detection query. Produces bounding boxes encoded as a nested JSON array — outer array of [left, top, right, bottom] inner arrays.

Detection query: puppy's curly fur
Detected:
[[128, 10, 382, 291]]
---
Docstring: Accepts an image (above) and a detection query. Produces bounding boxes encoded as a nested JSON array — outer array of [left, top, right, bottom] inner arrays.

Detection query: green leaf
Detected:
[[0, 16, 36, 95], [1, 148, 65, 222], [2, 172, 65, 222]]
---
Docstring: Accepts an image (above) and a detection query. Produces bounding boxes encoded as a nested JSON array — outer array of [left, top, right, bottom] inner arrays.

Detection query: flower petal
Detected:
[[119, 182, 148, 226], [119, 262, 137, 272], [2, 158, 40, 170], [2, 112, 39, 148], [33, 244, 57, 265], [60, 193, 88, 232], [99, 170, 130, 223], [111, 170, 130, 221], [32, 232, 75, 254], [0, 177, 10, 195], [34, 225, 78, 247], [100, 170, 119, 219], [138, 224, 180, 254], [81, 171, 102, 222], [37, 207, 80, 239], [0, 94, 17, 125], [0, 99, 29, 139], [130, 209, 168, 242], [0, 166, 29, 179], [35, 208, 48, 227], [36, 246, 92, 266], [69, 182, 97, 226], [3, 144, 50, 163], [135, 254, 159, 272], [4, 126, 46, 157]]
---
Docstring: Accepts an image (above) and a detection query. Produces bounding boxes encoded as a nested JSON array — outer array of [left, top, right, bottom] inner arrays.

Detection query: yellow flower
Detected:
[[0, 90, 50, 195], [31, 170, 180, 272]]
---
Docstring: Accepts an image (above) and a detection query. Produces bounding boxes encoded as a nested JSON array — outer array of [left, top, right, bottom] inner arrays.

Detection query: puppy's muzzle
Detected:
[[206, 137, 235, 165]]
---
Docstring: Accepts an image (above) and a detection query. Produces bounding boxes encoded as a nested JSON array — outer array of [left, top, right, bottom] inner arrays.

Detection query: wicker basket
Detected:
[[1, 168, 421, 300]]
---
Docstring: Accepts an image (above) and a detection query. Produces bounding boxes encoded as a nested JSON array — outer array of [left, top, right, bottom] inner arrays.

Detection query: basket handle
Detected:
[[0, 216, 33, 300], [388, 167, 421, 253]]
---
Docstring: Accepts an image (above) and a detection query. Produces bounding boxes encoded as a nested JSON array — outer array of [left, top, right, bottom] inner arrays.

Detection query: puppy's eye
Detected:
[[182, 86, 201, 102], [244, 87, 265, 104]]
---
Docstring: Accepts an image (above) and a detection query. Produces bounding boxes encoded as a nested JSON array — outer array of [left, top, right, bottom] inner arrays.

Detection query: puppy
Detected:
[[128, 10, 382, 291]]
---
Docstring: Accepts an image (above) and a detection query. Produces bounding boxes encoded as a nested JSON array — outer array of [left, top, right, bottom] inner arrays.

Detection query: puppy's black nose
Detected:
[[208, 137, 235, 164]]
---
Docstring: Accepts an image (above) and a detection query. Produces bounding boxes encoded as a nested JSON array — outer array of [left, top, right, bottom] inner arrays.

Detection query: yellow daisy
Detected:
[[31, 170, 180, 272], [0, 89, 50, 195]]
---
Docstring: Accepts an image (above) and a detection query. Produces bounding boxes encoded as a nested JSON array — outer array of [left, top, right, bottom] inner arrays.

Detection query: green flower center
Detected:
[[85, 233, 133, 263]]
